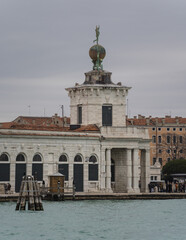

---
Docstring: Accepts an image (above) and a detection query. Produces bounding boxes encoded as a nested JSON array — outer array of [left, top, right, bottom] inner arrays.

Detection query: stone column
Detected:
[[141, 149, 150, 193], [27, 163, 32, 176], [106, 148, 112, 192], [133, 148, 140, 193], [100, 148, 106, 191], [84, 161, 89, 193], [26, 153, 32, 176], [43, 163, 49, 186], [10, 162, 15, 193], [145, 149, 150, 192], [53, 162, 58, 173], [68, 163, 73, 188], [126, 149, 133, 193]]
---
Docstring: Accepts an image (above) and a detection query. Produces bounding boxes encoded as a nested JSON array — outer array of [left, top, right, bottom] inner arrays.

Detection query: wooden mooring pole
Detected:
[[15, 175, 44, 211]]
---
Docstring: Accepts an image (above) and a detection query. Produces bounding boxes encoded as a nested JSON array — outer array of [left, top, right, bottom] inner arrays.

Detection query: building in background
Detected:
[[127, 115, 186, 180]]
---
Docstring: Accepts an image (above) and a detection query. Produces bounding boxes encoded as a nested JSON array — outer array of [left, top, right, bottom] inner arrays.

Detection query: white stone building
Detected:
[[0, 33, 151, 193]]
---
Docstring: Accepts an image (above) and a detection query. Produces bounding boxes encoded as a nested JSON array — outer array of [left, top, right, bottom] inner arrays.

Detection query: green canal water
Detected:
[[0, 199, 186, 240]]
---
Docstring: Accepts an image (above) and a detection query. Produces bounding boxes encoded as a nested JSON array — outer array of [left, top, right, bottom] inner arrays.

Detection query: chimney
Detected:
[[138, 114, 145, 119], [146, 118, 150, 125]]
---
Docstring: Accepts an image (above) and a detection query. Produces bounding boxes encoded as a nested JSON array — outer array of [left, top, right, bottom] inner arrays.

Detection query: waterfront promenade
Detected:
[[1, 192, 186, 202]]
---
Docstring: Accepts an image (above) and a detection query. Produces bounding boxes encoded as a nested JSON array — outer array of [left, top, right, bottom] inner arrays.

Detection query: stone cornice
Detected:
[[66, 84, 131, 91]]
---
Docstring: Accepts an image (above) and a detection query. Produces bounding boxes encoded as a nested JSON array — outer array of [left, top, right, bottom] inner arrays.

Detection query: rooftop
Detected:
[[0, 115, 100, 133], [127, 115, 186, 126]]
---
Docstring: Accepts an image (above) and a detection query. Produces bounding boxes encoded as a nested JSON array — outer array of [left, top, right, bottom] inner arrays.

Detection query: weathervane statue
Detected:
[[93, 25, 100, 45]]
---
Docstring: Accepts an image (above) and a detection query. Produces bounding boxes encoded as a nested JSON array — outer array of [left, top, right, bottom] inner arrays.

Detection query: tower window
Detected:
[[77, 105, 82, 124], [102, 105, 112, 126]]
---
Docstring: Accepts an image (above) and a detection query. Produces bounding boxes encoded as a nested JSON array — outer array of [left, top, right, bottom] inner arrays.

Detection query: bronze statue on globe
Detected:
[[93, 25, 100, 45], [89, 26, 106, 71]]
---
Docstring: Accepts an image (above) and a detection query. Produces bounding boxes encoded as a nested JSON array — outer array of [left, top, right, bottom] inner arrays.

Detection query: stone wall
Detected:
[[67, 85, 128, 127]]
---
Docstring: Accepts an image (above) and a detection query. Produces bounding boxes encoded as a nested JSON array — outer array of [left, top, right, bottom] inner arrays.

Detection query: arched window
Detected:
[[0, 153, 9, 161], [16, 154, 25, 162], [152, 136, 156, 143], [158, 136, 161, 144], [167, 136, 171, 144], [0, 153, 10, 181], [33, 154, 42, 162], [74, 154, 82, 162], [173, 135, 177, 144], [88, 155, 98, 181], [59, 154, 67, 162], [89, 155, 97, 163], [59, 154, 68, 180]]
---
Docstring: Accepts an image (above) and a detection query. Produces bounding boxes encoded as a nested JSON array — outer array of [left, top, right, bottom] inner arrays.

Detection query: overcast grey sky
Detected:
[[0, 0, 186, 122]]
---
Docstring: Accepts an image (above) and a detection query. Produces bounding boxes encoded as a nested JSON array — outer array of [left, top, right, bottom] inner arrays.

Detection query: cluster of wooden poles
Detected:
[[15, 175, 43, 211]]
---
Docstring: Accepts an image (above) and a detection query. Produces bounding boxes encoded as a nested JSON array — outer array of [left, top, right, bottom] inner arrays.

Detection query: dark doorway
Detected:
[[111, 159, 115, 182], [59, 164, 69, 181], [89, 164, 98, 181], [15, 164, 26, 192], [0, 164, 10, 181], [32, 163, 43, 181], [73, 164, 83, 192]]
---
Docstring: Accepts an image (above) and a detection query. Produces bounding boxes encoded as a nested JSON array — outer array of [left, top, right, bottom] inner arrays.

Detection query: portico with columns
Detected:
[[99, 141, 150, 193]]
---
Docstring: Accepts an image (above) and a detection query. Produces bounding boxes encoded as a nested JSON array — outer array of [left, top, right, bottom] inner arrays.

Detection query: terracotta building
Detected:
[[127, 115, 186, 170]]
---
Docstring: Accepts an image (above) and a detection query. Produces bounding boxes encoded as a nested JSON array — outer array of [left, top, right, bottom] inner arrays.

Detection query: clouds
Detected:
[[0, 0, 186, 121]]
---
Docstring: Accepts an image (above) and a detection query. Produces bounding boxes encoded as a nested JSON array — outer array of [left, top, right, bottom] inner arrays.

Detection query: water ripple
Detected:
[[0, 200, 186, 240]]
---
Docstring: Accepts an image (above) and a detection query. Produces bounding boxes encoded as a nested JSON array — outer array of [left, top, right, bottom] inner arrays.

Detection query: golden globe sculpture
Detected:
[[89, 44, 106, 70]]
